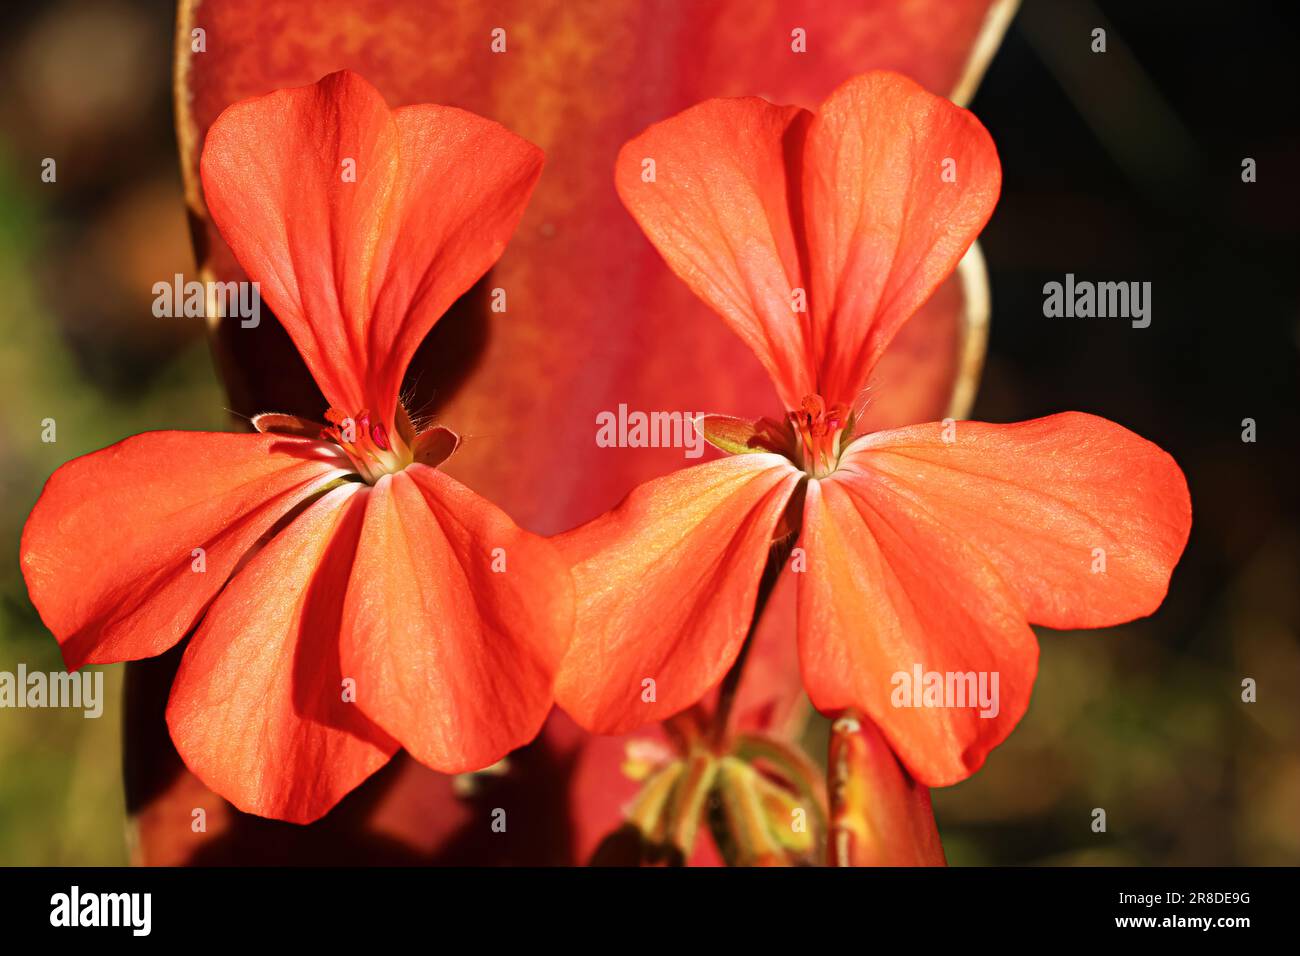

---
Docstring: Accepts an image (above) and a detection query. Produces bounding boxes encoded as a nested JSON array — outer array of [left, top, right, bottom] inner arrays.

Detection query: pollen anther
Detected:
[[788, 394, 851, 478], [321, 407, 412, 483]]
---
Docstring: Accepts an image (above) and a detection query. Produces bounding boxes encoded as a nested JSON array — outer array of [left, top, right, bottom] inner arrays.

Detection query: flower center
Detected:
[[321, 407, 413, 484], [787, 394, 850, 478]]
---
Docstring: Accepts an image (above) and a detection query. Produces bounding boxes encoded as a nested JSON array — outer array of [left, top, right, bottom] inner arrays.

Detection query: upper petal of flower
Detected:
[[20, 431, 350, 671], [166, 483, 399, 824], [613, 71, 999, 415], [803, 71, 1000, 407], [200, 70, 543, 432], [615, 98, 816, 409], [554, 454, 802, 733], [338, 465, 571, 773]]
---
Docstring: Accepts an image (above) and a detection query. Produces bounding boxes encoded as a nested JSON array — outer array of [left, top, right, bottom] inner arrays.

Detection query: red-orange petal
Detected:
[[200, 70, 542, 430], [166, 484, 399, 824], [554, 454, 802, 734], [339, 465, 571, 773], [20, 431, 350, 671], [798, 412, 1191, 785], [798, 469, 1036, 786], [804, 71, 1001, 406], [615, 98, 816, 409], [840, 412, 1193, 628]]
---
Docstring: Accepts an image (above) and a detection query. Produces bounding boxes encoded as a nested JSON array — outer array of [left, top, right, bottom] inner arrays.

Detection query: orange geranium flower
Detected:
[[554, 71, 1192, 786], [20, 71, 571, 823]]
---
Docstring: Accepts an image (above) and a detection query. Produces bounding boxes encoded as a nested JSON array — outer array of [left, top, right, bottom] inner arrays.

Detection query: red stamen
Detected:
[[788, 394, 851, 477], [316, 406, 412, 483]]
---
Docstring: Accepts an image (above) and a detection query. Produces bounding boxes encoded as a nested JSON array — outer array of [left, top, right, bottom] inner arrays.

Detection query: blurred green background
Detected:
[[0, 0, 223, 865], [1, 0, 1297, 865]]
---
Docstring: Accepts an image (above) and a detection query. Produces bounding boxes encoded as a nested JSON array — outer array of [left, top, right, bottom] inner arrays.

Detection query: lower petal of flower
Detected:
[[339, 465, 572, 773], [166, 483, 399, 824], [797, 471, 1038, 786], [20, 431, 351, 671], [837, 412, 1193, 627], [798, 411, 1191, 786], [554, 454, 803, 734]]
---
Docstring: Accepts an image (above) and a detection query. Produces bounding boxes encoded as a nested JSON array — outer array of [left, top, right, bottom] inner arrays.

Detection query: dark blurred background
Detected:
[[0, 0, 1296, 864], [946, 0, 1300, 865]]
